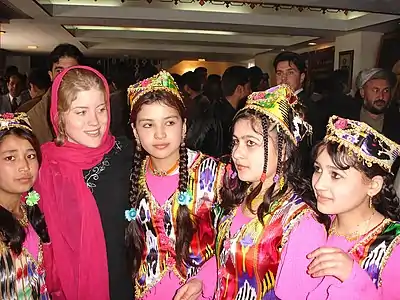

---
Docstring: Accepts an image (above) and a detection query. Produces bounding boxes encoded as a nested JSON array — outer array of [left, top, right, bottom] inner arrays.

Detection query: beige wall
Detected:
[[168, 60, 244, 75]]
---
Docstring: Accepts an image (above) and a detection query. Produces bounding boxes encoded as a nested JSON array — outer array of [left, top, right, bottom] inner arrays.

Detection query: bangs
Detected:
[[313, 141, 358, 171]]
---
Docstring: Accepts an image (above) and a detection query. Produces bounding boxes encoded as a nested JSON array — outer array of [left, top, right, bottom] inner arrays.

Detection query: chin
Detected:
[[316, 202, 337, 215], [81, 139, 103, 148]]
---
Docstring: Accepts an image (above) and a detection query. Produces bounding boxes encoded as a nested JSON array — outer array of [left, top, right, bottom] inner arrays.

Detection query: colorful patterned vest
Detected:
[[135, 150, 225, 299], [215, 193, 311, 300], [349, 219, 400, 288], [0, 241, 49, 299]]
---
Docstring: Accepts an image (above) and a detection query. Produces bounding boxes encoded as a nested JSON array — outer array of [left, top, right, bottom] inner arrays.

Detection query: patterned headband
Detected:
[[325, 115, 400, 171], [239, 84, 312, 145], [0, 113, 32, 132], [128, 70, 183, 110]]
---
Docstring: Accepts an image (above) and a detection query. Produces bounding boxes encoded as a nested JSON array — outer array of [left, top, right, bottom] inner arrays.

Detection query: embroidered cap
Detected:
[[0, 112, 32, 133], [128, 70, 183, 110], [239, 84, 312, 145], [325, 115, 400, 172]]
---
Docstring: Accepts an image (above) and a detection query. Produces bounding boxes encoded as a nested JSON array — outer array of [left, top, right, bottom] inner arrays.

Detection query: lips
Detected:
[[16, 176, 33, 183], [235, 164, 248, 171], [153, 143, 169, 150], [84, 129, 101, 137], [316, 195, 333, 203]]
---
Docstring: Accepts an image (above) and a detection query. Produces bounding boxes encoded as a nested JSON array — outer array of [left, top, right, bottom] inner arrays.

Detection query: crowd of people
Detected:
[[0, 42, 400, 300]]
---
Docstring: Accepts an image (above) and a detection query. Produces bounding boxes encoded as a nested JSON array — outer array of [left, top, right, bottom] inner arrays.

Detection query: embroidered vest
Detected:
[[135, 150, 225, 299], [215, 193, 311, 300], [349, 219, 400, 288]]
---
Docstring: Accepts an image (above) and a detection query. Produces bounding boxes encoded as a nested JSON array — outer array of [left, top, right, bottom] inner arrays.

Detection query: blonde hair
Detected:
[[55, 68, 107, 145]]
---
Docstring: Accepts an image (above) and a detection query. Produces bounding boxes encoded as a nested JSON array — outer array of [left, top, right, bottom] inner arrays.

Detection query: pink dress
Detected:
[[276, 218, 400, 300], [141, 155, 219, 299]]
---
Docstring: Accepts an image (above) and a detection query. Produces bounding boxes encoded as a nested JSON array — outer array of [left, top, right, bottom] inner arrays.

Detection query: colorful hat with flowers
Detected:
[[0, 112, 32, 133], [128, 70, 183, 110], [239, 84, 312, 145], [325, 115, 400, 172]]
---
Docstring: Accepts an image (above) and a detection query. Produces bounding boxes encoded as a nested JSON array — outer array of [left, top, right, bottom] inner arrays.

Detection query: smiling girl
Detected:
[[35, 66, 133, 300], [213, 85, 328, 300], [306, 115, 400, 299], [0, 112, 51, 299], [125, 71, 225, 299]]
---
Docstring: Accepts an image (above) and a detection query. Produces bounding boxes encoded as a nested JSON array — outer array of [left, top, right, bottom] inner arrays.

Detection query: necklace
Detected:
[[17, 203, 29, 228], [329, 210, 376, 241], [148, 158, 179, 177]]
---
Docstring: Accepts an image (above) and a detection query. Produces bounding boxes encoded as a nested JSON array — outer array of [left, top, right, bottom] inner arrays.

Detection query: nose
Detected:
[[18, 157, 30, 173], [154, 125, 166, 140], [312, 172, 328, 193], [232, 143, 245, 161], [87, 110, 100, 126]]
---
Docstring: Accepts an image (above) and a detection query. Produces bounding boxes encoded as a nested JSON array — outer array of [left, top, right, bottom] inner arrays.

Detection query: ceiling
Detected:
[[0, 0, 399, 62]]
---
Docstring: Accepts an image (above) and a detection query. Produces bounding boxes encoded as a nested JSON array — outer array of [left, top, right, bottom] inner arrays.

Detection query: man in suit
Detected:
[[0, 73, 30, 113]]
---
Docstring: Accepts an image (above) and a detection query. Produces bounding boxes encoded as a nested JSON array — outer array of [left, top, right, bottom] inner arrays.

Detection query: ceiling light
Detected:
[[65, 25, 237, 36], [198, 58, 206, 62], [27, 45, 38, 49], [280, 48, 285, 51], [0, 30, 5, 35], [308, 42, 317, 46]]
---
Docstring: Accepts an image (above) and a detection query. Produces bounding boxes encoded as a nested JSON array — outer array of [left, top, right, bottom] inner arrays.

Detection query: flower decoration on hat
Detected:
[[127, 70, 183, 110], [325, 115, 400, 172], [25, 190, 40, 207], [0, 112, 32, 133], [238, 84, 312, 145]]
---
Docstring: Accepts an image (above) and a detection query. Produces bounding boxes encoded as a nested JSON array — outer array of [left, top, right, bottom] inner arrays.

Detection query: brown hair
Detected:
[[55, 68, 107, 146], [126, 90, 195, 275]]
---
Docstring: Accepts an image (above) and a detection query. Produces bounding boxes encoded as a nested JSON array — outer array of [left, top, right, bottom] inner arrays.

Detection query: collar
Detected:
[[8, 94, 21, 103], [294, 88, 304, 96]]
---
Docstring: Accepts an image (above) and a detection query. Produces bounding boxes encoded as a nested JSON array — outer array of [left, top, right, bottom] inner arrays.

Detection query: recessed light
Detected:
[[308, 42, 317, 46], [27, 45, 38, 49], [0, 30, 5, 35], [280, 48, 285, 51], [198, 58, 206, 62]]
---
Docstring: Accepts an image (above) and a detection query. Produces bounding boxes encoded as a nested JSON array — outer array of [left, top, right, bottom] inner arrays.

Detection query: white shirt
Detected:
[[8, 93, 22, 106]]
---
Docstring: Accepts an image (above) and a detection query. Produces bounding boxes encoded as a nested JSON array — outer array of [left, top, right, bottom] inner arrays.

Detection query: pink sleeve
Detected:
[[322, 243, 400, 300], [275, 212, 327, 299], [188, 257, 217, 299]]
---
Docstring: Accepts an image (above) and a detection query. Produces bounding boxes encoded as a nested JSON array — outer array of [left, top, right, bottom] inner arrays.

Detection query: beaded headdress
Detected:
[[325, 115, 400, 172], [239, 84, 312, 145], [0, 113, 32, 132], [128, 70, 183, 110]]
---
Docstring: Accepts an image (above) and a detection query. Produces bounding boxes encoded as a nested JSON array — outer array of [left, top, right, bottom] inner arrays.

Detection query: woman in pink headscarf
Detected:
[[35, 66, 134, 300]]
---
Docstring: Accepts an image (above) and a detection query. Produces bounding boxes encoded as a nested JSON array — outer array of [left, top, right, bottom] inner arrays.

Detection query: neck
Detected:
[[363, 106, 383, 120], [0, 191, 22, 216], [149, 148, 181, 172], [226, 95, 239, 110], [335, 203, 377, 232]]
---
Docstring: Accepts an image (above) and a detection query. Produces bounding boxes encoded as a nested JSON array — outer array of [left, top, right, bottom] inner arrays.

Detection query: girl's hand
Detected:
[[174, 278, 203, 300], [307, 247, 353, 282]]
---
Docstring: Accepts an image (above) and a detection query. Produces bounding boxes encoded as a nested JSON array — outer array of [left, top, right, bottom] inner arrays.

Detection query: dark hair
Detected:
[[182, 71, 202, 92], [0, 128, 50, 256], [273, 51, 306, 74], [6, 73, 23, 84], [313, 141, 400, 221], [220, 109, 329, 228], [48, 43, 83, 71], [28, 68, 51, 91], [221, 66, 249, 97], [248, 66, 264, 92], [126, 90, 195, 275], [194, 67, 207, 74]]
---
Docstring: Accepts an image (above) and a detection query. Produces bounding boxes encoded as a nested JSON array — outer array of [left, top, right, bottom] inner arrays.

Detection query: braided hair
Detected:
[[220, 109, 329, 228], [126, 90, 195, 276]]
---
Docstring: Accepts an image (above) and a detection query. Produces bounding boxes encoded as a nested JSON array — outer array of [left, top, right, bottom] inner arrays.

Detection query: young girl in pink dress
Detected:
[[206, 85, 329, 300], [0, 112, 53, 299], [305, 115, 400, 299], [125, 71, 225, 299]]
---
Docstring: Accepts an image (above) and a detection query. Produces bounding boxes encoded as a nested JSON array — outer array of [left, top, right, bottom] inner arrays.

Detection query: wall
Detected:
[[168, 60, 244, 75], [5, 54, 30, 75]]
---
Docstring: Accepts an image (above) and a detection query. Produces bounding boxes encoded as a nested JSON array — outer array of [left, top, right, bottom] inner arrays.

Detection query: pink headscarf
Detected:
[[37, 65, 115, 300]]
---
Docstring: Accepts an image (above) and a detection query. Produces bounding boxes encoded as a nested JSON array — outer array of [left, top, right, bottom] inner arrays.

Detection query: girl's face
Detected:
[[0, 135, 39, 196], [133, 102, 185, 160], [231, 117, 278, 184], [312, 147, 383, 215], [63, 88, 108, 148]]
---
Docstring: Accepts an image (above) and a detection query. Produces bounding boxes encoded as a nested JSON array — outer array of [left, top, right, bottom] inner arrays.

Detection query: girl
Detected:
[[0, 112, 51, 299], [213, 85, 329, 299], [36, 66, 133, 300], [125, 70, 225, 299], [306, 115, 400, 299]]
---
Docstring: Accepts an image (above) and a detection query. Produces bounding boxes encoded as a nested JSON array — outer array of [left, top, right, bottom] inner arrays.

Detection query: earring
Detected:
[[135, 140, 142, 151], [369, 196, 373, 209]]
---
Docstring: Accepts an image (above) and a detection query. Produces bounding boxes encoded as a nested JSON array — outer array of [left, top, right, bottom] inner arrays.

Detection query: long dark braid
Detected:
[[125, 143, 146, 275], [175, 141, 197, 267]]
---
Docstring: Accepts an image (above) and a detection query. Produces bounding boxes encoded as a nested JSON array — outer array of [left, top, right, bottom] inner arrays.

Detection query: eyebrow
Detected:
[[1, 148, 35, 155], [138, 115, 179, 122], [233, 134, 262, 142], [71, 103, 106, 110]]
